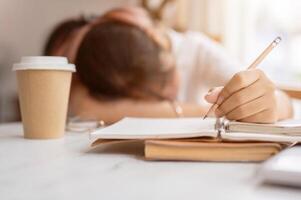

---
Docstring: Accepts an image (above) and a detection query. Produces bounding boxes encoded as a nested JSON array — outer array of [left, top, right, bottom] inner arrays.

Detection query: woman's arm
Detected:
[[69, 84, 207, 124], [70, 67, 293, 125], [75, 98, 207, 124]]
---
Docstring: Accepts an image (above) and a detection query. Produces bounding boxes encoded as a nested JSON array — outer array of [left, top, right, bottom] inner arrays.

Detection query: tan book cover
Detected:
[[144, 140, 285, 162]]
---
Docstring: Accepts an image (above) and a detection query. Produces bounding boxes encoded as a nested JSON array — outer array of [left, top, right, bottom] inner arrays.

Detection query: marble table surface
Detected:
[[1, 123, 301, 200]]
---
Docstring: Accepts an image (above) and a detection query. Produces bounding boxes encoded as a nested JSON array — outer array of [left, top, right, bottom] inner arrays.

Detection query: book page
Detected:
[[274, 119, 301, 127], [226, 119, 301, 135], [90, 117, 217, 139], [228, 119, 301, 128], [221, 131, 301, 143]]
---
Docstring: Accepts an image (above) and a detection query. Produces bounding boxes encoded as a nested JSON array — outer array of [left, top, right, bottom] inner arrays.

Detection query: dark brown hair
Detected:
[[43, 17, 90, 56], [75, 20, 174, 100]]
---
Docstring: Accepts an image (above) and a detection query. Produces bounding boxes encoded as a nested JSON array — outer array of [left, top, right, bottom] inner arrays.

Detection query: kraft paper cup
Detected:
[[13, 56, 75, 139]]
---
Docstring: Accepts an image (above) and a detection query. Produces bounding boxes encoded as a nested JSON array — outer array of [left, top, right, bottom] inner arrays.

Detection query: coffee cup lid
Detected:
[[13, 56, 76, 72]]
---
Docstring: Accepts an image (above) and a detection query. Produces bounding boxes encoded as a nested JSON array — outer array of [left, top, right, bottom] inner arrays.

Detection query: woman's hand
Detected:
[[204, 69, 281, 123]]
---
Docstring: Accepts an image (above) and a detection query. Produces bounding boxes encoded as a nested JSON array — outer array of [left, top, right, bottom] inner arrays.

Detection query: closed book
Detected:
[[144, 139, 284, 162]]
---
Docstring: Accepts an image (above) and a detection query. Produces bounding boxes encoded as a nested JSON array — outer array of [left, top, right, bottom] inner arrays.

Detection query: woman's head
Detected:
[[76, 19, 178, 100], [45, 6, 179, 101]]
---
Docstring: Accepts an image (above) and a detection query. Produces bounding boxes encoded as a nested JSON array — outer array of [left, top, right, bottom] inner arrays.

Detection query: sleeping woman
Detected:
[[44, 6, 293, 124]]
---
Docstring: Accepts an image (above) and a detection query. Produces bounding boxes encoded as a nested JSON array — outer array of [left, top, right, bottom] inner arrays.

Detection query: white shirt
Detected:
[[168, 30, 243, 105]]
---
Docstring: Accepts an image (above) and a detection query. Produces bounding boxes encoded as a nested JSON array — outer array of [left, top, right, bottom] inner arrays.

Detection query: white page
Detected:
[[228, 119, 301, 128], [222, 131, 301, 143], [227, 119, 301, 135], [90, 117, 217, 139]]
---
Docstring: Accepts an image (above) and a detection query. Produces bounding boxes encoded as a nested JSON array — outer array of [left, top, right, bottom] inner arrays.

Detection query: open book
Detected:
[[90, 117, 301, 162], [91, 117, 301, 142]]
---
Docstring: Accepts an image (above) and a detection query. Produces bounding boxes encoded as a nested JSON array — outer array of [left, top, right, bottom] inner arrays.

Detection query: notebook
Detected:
[[90, 117, 301, 162]]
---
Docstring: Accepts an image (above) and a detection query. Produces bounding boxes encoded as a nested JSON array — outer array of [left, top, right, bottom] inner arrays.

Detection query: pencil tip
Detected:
[[203, 115, 207, 120]]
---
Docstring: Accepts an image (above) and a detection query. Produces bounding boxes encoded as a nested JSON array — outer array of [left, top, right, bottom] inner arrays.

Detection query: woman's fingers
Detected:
[[204, 87, 223, 103], [216, 69, 262, 105], [215, 78, 270, 117], [208, 68, 278, 123], [220, 92, 276, 121], [239, 108, 277, 123]]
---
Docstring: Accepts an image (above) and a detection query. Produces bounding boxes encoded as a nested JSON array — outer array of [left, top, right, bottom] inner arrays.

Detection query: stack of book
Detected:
[[90, 117, 301, 162]]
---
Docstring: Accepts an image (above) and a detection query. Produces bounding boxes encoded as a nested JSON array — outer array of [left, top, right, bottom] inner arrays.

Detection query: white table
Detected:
[[1, 123, 301, 200]]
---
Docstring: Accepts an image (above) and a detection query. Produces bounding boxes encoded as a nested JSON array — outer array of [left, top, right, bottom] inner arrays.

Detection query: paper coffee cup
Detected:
[[13, 56, 75, 139]]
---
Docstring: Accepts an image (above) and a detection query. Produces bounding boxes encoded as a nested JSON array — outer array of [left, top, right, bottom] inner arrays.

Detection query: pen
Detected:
[[203, 36, 282, 120]]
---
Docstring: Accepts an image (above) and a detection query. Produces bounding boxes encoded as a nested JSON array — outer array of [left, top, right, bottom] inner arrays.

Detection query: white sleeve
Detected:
[[188, 31, 243, 87], [168, 30, 244, 103], [170, 31, 243, 87]]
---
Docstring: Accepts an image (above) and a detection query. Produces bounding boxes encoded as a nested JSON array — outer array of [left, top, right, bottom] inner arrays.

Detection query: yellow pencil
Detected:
[[203, 36, 282, 120]]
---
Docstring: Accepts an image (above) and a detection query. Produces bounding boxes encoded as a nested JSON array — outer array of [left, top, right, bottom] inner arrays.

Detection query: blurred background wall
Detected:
[[0, 0, 136, 122], [0, 0, 300, 122]]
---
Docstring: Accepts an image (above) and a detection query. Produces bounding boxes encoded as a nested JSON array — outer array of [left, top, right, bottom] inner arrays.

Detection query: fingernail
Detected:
[[205, 91, 213, 96], [208, 88, 215, 93], [206, 88, 216, 96]]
